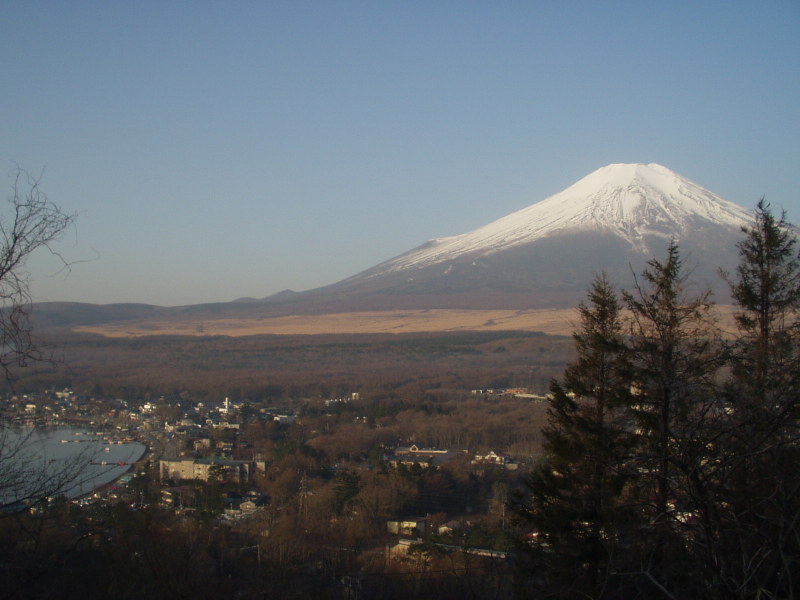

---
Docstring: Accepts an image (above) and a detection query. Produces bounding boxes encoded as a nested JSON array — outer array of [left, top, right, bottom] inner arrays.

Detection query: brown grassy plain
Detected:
[[73, 308, 582, 337], [73, 305, 739, 339]]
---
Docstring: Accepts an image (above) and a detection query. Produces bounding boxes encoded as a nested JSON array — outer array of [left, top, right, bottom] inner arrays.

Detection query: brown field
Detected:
[[72, 305, 740, 338], [74, 308, 579, 337]]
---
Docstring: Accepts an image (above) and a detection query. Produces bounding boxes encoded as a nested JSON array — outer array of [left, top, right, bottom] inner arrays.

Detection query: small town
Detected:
[[3, 386, 534, 597]]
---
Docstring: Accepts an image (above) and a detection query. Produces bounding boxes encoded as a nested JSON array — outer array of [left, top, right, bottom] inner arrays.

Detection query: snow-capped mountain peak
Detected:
[[372, 163, 752, 276]]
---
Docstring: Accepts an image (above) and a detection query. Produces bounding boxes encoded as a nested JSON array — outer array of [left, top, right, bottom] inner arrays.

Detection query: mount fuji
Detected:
[[28, 164, 753, 336], [30, 163, 759, 334], [281, 163, 754, 311]]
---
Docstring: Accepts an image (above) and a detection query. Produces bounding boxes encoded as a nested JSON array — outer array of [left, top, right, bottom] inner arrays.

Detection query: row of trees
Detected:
[[517, 201, 799, 599]]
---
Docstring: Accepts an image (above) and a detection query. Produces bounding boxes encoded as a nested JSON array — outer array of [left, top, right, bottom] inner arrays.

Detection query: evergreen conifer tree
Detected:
[[717, 199, 800, 598], [728, 198, 800, 409], [623, 241, 723, 595], [517, 273, 636, 598], [515, 215, 800, 598]]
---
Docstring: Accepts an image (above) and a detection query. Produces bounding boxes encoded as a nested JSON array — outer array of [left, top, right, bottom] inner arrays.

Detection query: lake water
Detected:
[[1, 427, 146, 503]]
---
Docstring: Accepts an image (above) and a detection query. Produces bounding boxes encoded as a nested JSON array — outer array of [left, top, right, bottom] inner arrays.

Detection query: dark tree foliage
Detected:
[[728, 198, 800, 406], [333, 469, 361, 514], [517, 274, 637, 598], [517, 205, 800, 600], [715, 199, 800, 598], [623, 240, 725, 593]]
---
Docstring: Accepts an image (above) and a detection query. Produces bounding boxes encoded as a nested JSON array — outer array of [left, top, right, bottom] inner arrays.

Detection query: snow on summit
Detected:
[[376, 163, 753, 274]]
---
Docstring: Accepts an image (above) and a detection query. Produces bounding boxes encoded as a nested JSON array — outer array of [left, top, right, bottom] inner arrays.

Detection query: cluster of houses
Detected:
[[1, 389, 95, 426], [384, 444, 518, 470], [160, 485, 267, 515], [471, 388, 549, 401], [157, 446, 519, 489], [159, 456, 259, 483], [6, 388, 523, 548]]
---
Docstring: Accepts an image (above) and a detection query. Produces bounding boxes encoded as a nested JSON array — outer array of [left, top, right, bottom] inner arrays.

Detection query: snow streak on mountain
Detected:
[[368, 163, 752, 277]]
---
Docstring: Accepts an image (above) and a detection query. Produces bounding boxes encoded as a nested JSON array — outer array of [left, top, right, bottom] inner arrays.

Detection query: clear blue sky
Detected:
[[3, 1, 798, 306]]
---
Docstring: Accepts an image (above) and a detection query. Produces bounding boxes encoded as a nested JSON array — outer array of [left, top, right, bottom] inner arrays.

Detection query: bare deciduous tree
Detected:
[[0, 428, 96, 509], [0, 167, 77, 380], [0, 167, 83, 511]]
